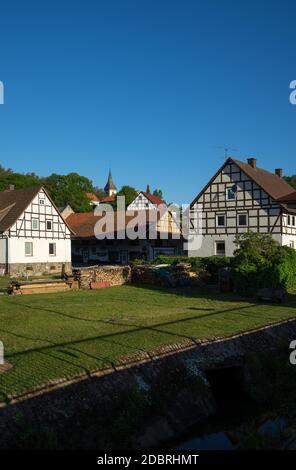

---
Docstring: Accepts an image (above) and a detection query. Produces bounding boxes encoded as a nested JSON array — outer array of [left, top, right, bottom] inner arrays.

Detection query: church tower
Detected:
[[104, 170, 117, 197]]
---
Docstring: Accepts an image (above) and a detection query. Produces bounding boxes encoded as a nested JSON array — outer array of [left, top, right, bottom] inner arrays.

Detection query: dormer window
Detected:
[[226, 184, 237, 200]]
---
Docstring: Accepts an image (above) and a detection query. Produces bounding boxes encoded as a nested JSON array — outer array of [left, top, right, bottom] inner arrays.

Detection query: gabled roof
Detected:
[[0, 186, 74, 234], [0, 187, 41, 232], [191, 157, 295, 206], [139, 191, 166, 206]]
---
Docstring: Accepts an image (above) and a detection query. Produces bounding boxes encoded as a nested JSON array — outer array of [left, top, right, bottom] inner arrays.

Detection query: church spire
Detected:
[[104, 169, 117, 196]]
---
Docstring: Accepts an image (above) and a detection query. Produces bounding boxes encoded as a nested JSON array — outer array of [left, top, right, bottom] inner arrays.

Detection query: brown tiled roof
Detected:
[[277, 191, 296, 203], [191, 157, 295, 206], [232, 159, 295, 201], [85, 192, 99, 202], [66, 210, 163, 239], [99, 195, 116, 203], [0, 187, 40, 232]]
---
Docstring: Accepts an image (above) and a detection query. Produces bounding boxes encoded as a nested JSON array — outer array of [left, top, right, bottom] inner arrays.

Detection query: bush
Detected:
[[232, 232, 296, 296], [152, 255, 231, 277]]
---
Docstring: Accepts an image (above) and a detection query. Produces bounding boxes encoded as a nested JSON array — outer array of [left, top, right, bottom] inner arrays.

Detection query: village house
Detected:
[[0, 186, 72, 276], [187, 157, 296, 257], [64, 172, 182, 265]]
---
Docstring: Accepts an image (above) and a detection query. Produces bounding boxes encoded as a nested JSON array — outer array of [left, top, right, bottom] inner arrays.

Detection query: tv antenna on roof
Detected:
[[213, 146, 239, 159]]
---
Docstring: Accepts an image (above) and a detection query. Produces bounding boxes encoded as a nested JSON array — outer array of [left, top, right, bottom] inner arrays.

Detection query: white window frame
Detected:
[[49, 243, 56, 256], [25, 242, 33, 257], [238, 213, 248, 227], [32, 218, 39, 230], [216, 213, 226, 227]]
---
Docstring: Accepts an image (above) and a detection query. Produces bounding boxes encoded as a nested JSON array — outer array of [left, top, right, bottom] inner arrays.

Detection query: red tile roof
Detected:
[[85, 192, 99, 202], [140, 192, 166, 206], [100, 195, 116, 203]]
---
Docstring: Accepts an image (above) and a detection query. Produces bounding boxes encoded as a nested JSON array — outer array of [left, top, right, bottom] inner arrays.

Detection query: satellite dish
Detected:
[[231, 184, 238, 193]]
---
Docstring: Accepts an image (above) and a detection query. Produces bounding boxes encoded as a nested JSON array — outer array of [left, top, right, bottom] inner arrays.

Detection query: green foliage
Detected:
[[0, 164, 97, 212], [153, 188, 163, 199], [152, 255, 231, 276], [42, 172, 94, 212], [284, 175, 296, 190], [116, 185, 138, 207], [232, 232, 296, 295]]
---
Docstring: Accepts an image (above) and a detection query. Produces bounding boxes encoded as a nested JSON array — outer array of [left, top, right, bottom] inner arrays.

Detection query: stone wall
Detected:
[[7, 262, 72, 278], [73, 265, 131, 288], [1, 318, 296, 449]]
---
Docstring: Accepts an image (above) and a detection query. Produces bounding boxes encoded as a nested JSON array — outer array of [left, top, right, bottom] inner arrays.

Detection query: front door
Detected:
[[82, 248, 89, 264]]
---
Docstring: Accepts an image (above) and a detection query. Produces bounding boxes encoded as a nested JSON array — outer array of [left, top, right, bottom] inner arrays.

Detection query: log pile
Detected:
[[72, 265, 131, 289], [8, 279, 71, 295]]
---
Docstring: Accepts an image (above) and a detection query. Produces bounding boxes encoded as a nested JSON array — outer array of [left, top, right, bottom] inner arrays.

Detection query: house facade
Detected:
[[0, 186, 72, 276], [187, 157, 296, 257]]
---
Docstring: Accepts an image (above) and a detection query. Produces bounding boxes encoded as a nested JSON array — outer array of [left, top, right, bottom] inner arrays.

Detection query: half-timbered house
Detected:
[[187, 157, 296, 257], [0, 186, 72, 276]]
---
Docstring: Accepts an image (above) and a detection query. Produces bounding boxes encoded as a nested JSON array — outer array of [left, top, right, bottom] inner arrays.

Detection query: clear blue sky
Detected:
[[0, 0, 296, 204]]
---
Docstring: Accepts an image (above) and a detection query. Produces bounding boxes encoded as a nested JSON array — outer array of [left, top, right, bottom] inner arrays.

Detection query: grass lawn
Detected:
[[0, 285, 296, 401]]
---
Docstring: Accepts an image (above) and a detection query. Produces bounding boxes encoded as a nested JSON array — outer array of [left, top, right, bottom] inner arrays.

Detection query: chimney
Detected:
[[247, 157, 257, 169], [275, 168, 283, 178]]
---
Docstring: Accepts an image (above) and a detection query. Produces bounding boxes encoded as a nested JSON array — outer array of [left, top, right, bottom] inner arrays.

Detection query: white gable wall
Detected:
[[1, 188, 72, 276], [187, 161, 286, 257]]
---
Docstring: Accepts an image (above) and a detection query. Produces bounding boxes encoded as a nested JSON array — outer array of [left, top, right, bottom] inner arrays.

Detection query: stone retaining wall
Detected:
[[7, 262, 72, 278], [1, 319, 296, 449]]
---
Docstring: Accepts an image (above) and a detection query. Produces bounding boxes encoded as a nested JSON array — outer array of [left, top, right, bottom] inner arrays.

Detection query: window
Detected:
[[49, 243, 56, 256], [226, 184, 237, 200], [293, 216, 295, 226], [289, 241, 295, 249], [215, 241, 226, 256], [238, 213, 248, 227], [288, 216, 291, 226], [217, 214, 226, 227], [39, 199, 45, 205], [32, 218, 39, 230], [25, 242, 33, 256], [46, 220, 52, 230]]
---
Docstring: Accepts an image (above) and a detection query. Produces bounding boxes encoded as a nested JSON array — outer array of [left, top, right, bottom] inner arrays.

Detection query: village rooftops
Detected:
[[191, 157, 296, 206], [0, 186, 41, 232], [66, 210, 174, 239]]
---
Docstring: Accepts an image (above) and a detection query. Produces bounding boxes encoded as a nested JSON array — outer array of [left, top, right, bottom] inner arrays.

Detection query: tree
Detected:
[[94, 187, 106, 200], [116, 185, 138, 207], [146, 184, 151, 194], [42, 173, 95, 212], [153, 188, 163, 199], [232, 231, 287, 295], [284, 175, 296, 190]]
